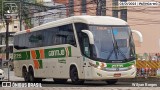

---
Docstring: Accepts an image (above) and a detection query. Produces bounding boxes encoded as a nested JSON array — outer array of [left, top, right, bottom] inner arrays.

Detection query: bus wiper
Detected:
[[115, 40, 128, 60], [107, 32, 119, 60], [106, 48, 114, 60], [111, 30, 127, 60]]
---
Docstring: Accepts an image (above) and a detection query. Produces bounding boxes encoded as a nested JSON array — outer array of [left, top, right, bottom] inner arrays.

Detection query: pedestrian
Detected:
[[152, 53, 158, 61], [141, 68, 145, 77]]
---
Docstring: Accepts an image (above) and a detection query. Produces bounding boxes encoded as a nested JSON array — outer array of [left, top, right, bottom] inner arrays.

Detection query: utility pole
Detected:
[[5, 17, 10, 81], [2, 1, 11, 81], [5, 19, 9, 62], [19, 0, 22, 31]]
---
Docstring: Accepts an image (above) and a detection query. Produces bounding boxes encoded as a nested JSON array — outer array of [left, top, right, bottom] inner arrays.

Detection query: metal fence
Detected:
[[136, 53, 160, 78], [137, 53, 160, 61]]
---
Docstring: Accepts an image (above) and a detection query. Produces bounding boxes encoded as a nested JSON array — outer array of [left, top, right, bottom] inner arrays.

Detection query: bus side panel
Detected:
[[34, 58, 59, 78], [58, 46, 85, 79], [32, 45, 81, 79], [14, 46, 85, 79], [48, 45, 85, 79]]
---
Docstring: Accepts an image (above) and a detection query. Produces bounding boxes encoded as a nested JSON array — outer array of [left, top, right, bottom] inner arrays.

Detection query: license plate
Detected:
[[114, 73, 121, 77]]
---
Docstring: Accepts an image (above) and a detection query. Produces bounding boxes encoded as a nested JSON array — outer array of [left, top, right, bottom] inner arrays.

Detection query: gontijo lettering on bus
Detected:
[[45, 46, 72, 58], [14, 46, 72, 60]]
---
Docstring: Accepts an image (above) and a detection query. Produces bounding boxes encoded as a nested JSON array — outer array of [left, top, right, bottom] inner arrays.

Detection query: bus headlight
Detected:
[[89, 62, 104, 70], [97, 66, 102, 69], [129, 64, 135, 69]]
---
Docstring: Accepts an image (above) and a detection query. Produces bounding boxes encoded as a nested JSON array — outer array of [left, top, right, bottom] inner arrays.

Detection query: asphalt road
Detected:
[[1, 68, 160, 87], [40, 80, 160, 87], [1, 80, 160, 87], [1, 76, 160, 87]]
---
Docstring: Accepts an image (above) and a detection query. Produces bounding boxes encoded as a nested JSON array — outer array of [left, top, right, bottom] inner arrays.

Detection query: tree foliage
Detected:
[[0, 0, 47, 29], [0, 0, 4, 18]]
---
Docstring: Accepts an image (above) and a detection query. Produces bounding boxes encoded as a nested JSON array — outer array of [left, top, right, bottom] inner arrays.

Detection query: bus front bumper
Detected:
[[91, 67, 136, 80]]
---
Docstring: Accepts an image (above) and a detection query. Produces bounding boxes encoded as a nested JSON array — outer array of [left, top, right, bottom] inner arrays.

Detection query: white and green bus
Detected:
[[14, 16, 142, 84]]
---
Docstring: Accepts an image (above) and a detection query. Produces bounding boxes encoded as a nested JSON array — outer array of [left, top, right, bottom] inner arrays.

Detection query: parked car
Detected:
[[0, 69, 5, 80]]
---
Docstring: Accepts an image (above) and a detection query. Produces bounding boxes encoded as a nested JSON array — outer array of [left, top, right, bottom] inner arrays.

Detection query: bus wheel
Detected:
[[53, 79, 68, 84], [105, 79, 118, 85], [28, 68, 35, 82], [70, 66, 84, 85], [23, 68, 29, 82], [28, 68, 42, 82]]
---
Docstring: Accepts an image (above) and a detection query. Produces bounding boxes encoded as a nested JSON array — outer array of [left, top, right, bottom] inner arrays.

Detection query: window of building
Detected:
[[69, 0, 74, 16], [14, 26, 17, 28]]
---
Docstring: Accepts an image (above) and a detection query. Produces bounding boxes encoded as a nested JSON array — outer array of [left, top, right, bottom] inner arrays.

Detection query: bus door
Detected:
[[82, 33, 92, 79]]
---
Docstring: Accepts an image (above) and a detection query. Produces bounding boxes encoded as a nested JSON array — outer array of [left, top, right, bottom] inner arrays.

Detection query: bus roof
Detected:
[[15, 15, 128, 35]]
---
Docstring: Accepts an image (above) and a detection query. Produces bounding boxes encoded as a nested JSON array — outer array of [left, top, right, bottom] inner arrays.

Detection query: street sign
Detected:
[[2, 1, 20, 20]]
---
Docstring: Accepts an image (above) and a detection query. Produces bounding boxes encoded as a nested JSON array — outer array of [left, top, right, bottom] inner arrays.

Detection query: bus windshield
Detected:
[[89, 25, 135, 62]]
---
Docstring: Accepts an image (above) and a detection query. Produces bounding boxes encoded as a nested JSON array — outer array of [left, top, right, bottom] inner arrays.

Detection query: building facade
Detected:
[[1, 0, 160, 55], [32, 0, 67, 27], [54, 0, 160, 55]]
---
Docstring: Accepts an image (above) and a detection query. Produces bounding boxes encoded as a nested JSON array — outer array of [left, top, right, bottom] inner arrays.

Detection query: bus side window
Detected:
[[67, 35, 76, 47], [58, 24, 77, 47]]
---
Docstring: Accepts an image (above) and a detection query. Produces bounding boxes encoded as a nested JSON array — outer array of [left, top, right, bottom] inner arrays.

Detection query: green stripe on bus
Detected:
[[14, 51, 30, 60], [38, 60, 43, 69], [96, 61, 99, 66], [14, 46, 72, 60], [68, 46, 72, 57], [106, 61, 135, 68], [35, 50, 40, 59]]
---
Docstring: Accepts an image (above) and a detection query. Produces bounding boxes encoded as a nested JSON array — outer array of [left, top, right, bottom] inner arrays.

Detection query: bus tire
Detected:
[[22, 67, 29, 82], [28, 67, 35, 82], [53, 79, 68, 84], [70, 66, 84, 85], [28, 67, 42, 82], [105, 79, 118, 85]]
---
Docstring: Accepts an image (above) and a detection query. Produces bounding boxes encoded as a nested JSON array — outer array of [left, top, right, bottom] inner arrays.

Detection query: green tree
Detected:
[[1, 0, 48, 29], [0, 0, 4, 19]]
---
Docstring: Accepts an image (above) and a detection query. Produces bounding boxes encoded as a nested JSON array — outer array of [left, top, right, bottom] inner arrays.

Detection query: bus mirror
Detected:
[[132, 30, 143, 43], [82, 30, 94, 44]]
